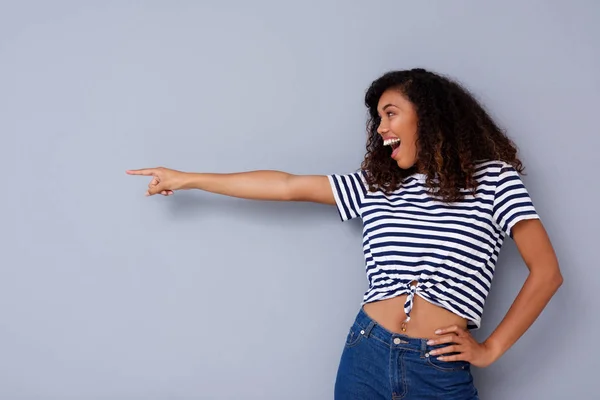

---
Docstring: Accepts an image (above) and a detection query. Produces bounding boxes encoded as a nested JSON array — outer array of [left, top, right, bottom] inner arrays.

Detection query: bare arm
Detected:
[[126, 167, 336, 205], [429, 218, 563, 368], [482, 218, 563, 360]]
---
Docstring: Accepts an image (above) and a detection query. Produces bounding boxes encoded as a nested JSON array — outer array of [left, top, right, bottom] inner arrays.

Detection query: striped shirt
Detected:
[[327, 160, 539, 329]]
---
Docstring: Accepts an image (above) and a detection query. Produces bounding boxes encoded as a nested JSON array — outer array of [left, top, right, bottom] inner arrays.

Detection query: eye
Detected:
[[377, 112, 394, 120]]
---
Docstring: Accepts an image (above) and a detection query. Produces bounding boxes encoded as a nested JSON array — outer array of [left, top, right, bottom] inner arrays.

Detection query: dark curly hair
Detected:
[[361, 68, 524, 202]]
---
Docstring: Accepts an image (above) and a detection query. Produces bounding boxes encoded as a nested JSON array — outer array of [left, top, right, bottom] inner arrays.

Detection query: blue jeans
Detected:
[[335, 307, 479, 399]]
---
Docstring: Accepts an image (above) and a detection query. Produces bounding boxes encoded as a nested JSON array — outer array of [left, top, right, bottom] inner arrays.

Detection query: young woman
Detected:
[[127, 68, 562, 399]]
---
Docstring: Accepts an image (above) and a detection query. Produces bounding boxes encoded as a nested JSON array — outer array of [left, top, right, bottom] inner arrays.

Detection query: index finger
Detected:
[[434, 325, 462, 335], [126, 168, 157, 176]]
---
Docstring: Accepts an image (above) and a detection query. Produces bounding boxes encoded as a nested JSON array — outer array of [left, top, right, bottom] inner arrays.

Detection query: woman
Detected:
[[127, 68, 562, 399]]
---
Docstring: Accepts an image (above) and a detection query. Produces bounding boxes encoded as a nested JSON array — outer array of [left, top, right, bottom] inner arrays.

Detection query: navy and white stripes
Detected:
[[328, 160, 539, 329]]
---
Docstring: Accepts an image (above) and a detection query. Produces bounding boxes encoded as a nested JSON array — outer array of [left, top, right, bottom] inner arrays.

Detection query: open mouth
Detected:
[[384, 137, 401, 153]]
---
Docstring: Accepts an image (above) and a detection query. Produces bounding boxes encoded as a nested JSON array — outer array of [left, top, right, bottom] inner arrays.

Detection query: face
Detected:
[[376, 89, 419, 170]]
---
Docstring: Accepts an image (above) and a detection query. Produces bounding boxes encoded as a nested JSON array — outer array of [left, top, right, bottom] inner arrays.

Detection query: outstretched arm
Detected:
[[126, 167, 336, 205]]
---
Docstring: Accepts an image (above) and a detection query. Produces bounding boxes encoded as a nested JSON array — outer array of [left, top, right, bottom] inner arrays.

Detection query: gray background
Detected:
[[1, 1, 598, 399]]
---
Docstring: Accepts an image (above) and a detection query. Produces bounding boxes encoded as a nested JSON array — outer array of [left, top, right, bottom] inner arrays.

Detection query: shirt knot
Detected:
[[403, 283, 419, 323]]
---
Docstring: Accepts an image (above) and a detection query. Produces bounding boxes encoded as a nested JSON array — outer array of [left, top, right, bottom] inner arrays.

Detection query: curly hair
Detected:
[[361, 68, 524, 202]]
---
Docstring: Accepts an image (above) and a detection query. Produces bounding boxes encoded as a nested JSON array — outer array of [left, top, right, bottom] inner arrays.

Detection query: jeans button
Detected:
[[393, 338, 401, 344]]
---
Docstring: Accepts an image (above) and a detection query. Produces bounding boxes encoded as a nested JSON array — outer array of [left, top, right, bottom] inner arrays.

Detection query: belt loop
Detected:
[[420, 339, 427, 358], [363, 320, 376, 337]]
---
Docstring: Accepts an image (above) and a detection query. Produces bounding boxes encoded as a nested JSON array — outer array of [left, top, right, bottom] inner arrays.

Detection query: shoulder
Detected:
[[473, 160, 523, 185], [473, 160, 517, 174], [327, 168, 370, 195]]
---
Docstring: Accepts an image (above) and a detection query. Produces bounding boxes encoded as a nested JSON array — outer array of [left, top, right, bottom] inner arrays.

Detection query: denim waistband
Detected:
[[353, 306, 437, 356]]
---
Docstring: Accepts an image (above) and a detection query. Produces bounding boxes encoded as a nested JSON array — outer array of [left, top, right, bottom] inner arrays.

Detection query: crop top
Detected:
[[327, 160, 540, 329]]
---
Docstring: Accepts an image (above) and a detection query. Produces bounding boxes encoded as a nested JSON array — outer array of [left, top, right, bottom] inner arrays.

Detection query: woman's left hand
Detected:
[[426, 325, 499, 368]]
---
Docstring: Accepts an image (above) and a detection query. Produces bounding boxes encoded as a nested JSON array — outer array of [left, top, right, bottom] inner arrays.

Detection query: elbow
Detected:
[[552, 269, 564, 289], [281, 174, 298, 202], [537, 262, 563, 291], [550, 273, 563, 297], [549, 260, 564, 289], [547, 272, 563, 295]]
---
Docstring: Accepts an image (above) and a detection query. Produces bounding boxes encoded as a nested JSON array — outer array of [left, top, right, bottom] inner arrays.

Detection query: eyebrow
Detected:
[[377, 103, 398, 115]]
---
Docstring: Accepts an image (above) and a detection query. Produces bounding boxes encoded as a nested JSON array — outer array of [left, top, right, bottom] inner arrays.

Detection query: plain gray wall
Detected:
[[1, 1, 598, 399]]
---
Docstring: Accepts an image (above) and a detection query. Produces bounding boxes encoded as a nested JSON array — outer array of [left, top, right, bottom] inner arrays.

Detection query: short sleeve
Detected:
[[327, 170, 368, 221], [492, 164, 540, 237]]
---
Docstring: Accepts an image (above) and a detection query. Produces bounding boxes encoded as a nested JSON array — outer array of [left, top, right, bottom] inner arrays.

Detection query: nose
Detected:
[[377, 121, 388, 135]]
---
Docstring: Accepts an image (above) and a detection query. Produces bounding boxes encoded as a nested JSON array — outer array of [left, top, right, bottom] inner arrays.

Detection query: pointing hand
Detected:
[[126, 167, 187, 196]]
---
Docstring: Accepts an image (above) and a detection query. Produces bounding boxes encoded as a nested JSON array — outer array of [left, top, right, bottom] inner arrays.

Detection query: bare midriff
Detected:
[[362, 294, 468, 340]]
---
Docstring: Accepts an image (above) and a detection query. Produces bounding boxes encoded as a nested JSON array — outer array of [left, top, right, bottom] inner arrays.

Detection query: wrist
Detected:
[[179, 172, 199, 190], [482, 337, 505, 363]]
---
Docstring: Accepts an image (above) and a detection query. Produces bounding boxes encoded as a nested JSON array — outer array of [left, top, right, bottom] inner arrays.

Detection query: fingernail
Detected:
[[427, 340, 434, 345], [435, 329, 442, 334]]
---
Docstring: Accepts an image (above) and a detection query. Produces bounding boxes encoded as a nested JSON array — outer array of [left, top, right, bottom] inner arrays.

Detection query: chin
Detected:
[[395, 160, 415, 170]]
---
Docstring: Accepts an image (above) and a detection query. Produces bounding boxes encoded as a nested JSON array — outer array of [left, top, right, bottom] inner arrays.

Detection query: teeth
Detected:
[[383, 138, 401, 146]]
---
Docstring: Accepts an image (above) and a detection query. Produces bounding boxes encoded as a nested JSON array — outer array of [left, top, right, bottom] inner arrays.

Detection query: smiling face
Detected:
[[376, 88, 419, 170]]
